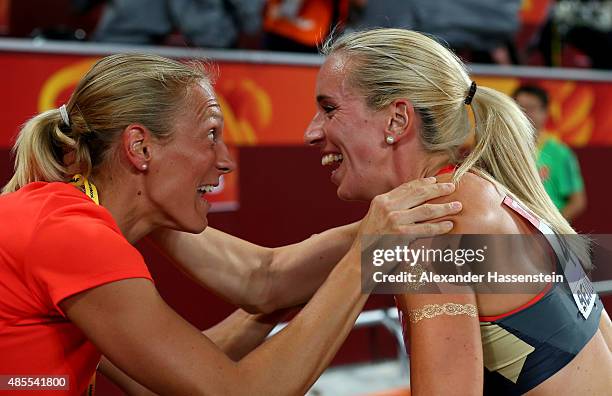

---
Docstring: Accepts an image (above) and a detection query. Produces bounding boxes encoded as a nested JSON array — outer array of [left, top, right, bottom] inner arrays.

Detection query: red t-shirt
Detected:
[[0, 182, 153, 395]]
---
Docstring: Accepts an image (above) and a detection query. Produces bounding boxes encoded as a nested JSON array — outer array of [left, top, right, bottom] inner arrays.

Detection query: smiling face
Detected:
[[304, 54, 403, 201], [145, 81, 234, 233]]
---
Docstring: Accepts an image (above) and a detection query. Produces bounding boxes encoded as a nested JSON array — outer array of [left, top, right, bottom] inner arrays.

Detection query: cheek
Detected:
[[333, 118, 374, 153], [148, 153, 196, 197], [147, 173, 185, 204], [192, 143, 217, 170], [348, 134, 381, 168]]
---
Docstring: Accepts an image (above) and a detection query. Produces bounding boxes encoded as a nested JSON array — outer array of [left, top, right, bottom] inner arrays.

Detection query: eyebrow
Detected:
[[206, 114, 224, 125], [207, 111, 223, 120], [200, 104, 223, 121], [316, 94, 334, 103]]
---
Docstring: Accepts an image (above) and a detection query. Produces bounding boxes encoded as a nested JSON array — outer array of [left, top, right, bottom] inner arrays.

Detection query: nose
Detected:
[[215, 142, 236, 174], [304, 114, 325, 147]]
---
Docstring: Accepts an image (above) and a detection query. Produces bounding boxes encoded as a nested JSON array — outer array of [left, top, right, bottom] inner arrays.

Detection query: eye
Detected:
[[321, 104, 337, 118], [207, 129, 217, 143]]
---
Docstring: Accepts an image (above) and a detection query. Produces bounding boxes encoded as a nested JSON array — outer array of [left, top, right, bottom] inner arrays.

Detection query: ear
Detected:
[[122, 124, 153, 171], [384, 99, 416, 143]]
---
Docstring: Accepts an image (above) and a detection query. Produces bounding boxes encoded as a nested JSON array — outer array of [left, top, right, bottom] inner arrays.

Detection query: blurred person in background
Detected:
[[513, 84, 587, 222], [91, 0, 265, 48], [262, 0, 350, 52], [345, 0, 522, 64]]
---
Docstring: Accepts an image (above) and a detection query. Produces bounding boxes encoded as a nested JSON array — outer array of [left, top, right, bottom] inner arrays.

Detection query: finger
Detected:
[[384, 177, 437, 200], [414, 176, 438, 185], [399, 202, 462, 224], [395, 221, 454, 236], [387, 182, 456, 210]]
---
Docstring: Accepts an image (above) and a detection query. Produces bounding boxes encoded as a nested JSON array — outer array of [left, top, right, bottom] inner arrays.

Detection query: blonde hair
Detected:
[[322, 28, 576, 237], [2, 53, 209, 194]]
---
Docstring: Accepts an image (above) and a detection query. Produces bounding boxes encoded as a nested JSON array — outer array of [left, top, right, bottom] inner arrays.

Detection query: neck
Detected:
[[421, 153, 452, 178], [392, 143, 451, 185], [91, 172, 155, 244]]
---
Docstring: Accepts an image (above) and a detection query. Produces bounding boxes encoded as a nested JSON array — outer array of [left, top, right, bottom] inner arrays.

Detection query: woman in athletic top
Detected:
[[303, 28, 612, 395]]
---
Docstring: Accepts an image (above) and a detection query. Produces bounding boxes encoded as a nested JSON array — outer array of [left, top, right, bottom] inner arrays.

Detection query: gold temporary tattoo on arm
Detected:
[[408, 303, 478, 323]]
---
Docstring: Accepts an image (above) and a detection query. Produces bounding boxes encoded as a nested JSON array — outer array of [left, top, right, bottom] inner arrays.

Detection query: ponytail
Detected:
[[454, 86, 575, 237], [2, 53, 209, 195], [2, 109, 75, 194], [324, 28, 588, 264]]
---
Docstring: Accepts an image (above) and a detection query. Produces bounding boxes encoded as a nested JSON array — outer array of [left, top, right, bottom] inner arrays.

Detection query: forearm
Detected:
[[150, 227, 273, 311], [99, 356, 156, 396], [96, 249, 365, 395], [262, 221, 360, 312], [150, 222, 359, 314], [238, 247, 368, 395], [203, 308, 288, 361], [98, 309, 284, 394]]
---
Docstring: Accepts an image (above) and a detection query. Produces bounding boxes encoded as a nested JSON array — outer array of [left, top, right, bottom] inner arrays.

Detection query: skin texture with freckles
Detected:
[[142, 82, 234, 234], [93, 81, 235, 243]]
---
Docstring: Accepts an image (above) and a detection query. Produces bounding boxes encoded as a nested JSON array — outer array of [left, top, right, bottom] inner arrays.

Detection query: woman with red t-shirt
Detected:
[[0, 53, 460, 395]]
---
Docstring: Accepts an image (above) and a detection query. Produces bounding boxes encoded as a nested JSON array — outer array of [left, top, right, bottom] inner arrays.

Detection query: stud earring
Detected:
[[141, 164, 148, 170], [385, 135, 395, 145]]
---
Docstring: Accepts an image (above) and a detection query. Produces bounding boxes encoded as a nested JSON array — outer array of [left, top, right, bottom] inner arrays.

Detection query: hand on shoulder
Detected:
[[426, 172, 517, 234]]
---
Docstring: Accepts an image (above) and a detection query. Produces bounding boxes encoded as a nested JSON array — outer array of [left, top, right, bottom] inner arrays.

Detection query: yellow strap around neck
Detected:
[[68, 174, 99, 205]]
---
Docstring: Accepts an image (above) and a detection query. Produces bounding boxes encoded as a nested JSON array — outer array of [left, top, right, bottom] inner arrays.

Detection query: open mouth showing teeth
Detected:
[[321, 153, 343, 167], [197, 185, 216, 194]]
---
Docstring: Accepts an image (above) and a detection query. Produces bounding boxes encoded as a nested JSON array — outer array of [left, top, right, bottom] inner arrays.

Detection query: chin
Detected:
[[336, 186, 372, 202], [191, 220, 209, 234], [174, 218, 208, 234]]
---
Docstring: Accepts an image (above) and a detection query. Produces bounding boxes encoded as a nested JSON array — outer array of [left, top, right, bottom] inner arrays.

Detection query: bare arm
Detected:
[[394, 212, 483, 395], [63, 179, 460, 395], [600, 308, 612, 352], [396, 293, 483, 396], [393, 173, 522, 395], [99, 357, 155, 396], [64, 263, 365, 395], [99, 308, 290, 395], [150, 221, 359, 313], [150, 179, 458, 314], [203, 308, 293, 361], [561, 190, 587, 222]]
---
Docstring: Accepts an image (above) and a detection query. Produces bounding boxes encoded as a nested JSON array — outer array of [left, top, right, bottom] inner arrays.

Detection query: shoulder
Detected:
[[37, 183, 122, 235], [427, 172, 514, 234], [18, 183, 149, 311], [27, 183, 135, 261], [2, 181, 121, 236]]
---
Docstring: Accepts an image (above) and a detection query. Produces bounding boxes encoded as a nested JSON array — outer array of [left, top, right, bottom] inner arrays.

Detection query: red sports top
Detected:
[[0, 182, 152, 395]]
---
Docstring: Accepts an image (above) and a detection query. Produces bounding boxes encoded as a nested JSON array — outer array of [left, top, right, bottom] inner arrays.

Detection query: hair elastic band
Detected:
[[59, 104, 70, 126], [464, 81, 477, 105]]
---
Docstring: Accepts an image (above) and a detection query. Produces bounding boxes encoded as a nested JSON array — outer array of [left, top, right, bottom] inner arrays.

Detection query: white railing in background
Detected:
[[1, 38, 612, 82]]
